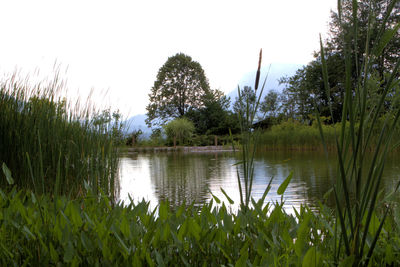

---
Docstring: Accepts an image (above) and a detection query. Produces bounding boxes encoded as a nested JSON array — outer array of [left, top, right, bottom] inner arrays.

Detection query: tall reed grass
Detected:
[[258, 117, 400, 151], [259, 120, 338, 150], [317, 0, 400, 265], [0, 73, 121, 199]]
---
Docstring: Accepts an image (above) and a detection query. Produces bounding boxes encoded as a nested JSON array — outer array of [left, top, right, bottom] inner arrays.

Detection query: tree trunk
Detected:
[[214, 135, 218, 147], [173, 135, 176, 148], [132, 135, 136, 147]]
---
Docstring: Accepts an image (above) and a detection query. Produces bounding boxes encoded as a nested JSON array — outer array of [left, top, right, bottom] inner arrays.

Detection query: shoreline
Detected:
[[126, 145, 234, 153]]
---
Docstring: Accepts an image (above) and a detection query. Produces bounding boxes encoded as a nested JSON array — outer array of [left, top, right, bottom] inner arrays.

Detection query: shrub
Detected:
[[163, 118, 195, 146]]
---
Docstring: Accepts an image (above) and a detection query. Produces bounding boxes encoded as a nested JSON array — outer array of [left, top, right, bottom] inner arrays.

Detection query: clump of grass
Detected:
[[259, 120, 338, 150], [0, 73, 122, 199], [317, 0, 400, 265]]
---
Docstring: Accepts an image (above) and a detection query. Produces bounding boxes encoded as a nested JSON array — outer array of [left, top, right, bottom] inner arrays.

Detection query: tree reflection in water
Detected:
[[118, 151, 399, 212]]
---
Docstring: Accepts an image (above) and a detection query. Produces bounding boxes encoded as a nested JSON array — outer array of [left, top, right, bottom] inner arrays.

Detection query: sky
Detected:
[[0, 0, 337, 117]]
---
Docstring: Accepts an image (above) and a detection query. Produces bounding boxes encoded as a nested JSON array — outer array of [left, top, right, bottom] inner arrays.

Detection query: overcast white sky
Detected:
[[0, 0, 337, 117]]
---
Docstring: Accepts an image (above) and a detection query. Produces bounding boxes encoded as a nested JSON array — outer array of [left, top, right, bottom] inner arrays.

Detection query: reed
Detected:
[[258, 120, 338, 151], [317, 0, 400, 265], [0, 73, 121, 199], [232, 49, 267, 209]]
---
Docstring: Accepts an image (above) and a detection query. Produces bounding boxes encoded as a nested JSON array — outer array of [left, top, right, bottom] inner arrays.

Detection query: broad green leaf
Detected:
[[374, 23, 400, 56], [177, 219, 188, 241], [155, 249, 165, 267], [31, 191, 37, 204], [159, 202, 168, 221], [295, 214, 311, 257], [80, 232, 94, 252], [277, 171, 293, 195], [385, 244, 394, 265], [189, 218, 201, 241], [235, 242, 249, 267], [63, 241, 75, 263], [223, 213, 233, 232], [161, 223, 170, 242], [220, 187, 234, 205], [114, 231, 130, 257], [302, 247, 321, 267], [2, 163, 14, 185], [209, 191, 221, 204], [22, 225, 36, 240], [65, 202, 83, 228], [145, 251, 155, 267], [49, 242, 58, 263], [120, 216, 131, 238]]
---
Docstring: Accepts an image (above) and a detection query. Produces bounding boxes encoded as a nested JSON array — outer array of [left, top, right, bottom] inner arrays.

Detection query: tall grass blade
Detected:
[[333, 187, 350, 255]]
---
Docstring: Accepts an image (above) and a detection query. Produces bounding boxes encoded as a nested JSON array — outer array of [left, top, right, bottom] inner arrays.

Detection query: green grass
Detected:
[[0, 75, 121, 199]]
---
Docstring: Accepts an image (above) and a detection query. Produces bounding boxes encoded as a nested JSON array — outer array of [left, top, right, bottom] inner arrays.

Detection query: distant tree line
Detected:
[[141, 0, 400, 146]]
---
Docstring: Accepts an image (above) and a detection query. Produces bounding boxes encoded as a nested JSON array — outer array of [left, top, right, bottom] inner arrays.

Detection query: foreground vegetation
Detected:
[[1, 174, 399, 266]]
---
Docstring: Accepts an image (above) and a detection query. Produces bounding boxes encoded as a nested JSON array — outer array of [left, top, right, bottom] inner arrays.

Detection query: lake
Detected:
[[117, 150, 400, 212]]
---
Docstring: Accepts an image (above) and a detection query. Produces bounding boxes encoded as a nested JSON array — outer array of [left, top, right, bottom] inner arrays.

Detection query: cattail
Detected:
[[254, 49, 262, 92]]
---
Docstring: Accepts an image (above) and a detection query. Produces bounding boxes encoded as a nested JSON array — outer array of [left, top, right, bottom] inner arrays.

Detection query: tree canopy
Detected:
[[146, 53, 210, 127], [185, 89, 238, 135], [278, 0, 400, 123]]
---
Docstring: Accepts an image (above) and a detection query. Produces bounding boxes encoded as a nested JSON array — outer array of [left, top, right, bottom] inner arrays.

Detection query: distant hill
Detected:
[[123, 114, 152, 138], [227, 63, 303, 106]]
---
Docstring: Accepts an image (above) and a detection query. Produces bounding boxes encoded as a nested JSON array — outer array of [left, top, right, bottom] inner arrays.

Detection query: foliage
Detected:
[[146, 53, 210, 127], [233, 86, 258, 124], [279, 53, 346, 123], [163, 118, 195, 146], [125, 129, 143, 146], [328, 0, 400, 79], [260, 89, 281, 118], [1, 175, 399, 266], [0, 75, 120, 198], [278, 0, 400, 124], [186, 89, 237, 135]]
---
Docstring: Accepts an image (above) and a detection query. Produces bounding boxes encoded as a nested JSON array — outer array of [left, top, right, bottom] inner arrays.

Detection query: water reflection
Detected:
[[118, 151, 399, 212]]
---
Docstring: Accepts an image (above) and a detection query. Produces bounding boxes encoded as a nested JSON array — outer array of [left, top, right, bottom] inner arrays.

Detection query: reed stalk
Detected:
[[233, 49, 270, 210]]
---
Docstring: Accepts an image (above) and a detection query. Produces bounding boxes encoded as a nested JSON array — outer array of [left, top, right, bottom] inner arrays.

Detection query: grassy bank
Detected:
[[258, 120, 338, 150], [0, 75, 121, 198], [257, 118, 400, 151]]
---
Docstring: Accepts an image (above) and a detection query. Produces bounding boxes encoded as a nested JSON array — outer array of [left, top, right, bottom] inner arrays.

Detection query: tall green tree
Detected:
[[260, 89, 281, 118], [233, 86, 256, 117], [146, 53, 210, 127], [279, 53, 345, 123]]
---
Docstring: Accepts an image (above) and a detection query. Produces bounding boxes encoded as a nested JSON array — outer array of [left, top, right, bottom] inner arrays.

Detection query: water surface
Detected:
[[117, 151, 399, 212]]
